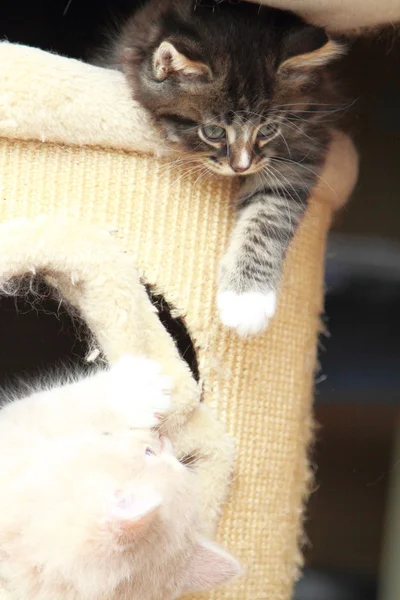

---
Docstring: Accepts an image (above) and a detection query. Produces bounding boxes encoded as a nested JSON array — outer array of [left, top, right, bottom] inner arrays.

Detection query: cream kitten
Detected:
[[0, 355, 239, 600]]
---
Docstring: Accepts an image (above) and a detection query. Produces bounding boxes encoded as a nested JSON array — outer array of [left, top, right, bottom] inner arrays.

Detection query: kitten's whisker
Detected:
[[261, 167, 294, 240], [231, 110, 250, 125], [266, 163, 308, 209], [278, 117, 323, 148], [271, 100, 353, 109], [257, 168, 290, 242], [157, 156, 196, 169], [270, 157, 338, 199], [165, 164, 207, 191], [176, 166, 208, 187], [193, 167, 212, 187], [157, 156, 205, 178], [268, 162, 312, 208], [267, 162, 309, 232], [235, 109, 267, 122], [158, 160, 196, 175], [277, 129, 292, 158]]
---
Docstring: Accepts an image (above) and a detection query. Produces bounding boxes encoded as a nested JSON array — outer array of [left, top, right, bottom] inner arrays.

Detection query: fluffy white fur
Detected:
[[0, 216, 236, 537], [0, 355, 239, 600], [217, 290, 277, 337]]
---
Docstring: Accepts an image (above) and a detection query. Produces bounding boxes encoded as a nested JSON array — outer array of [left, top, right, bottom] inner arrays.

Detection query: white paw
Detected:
[[110, 355, 173, 426], [217, 290, 277, 337]]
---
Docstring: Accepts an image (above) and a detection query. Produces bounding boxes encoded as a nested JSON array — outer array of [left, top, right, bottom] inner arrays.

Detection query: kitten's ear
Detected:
[[279, 26, 345, 72], [153, 41, 211, 81], [181, 538, 241, 593], [109, 488, 162, 534]]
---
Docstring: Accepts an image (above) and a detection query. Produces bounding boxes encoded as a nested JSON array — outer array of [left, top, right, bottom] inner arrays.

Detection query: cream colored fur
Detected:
[[0, 42, 165, 156], [0, 217, 237, 599], [248, 0, 400, 33], [0, 354, 239, 600], [0, 216, 235, 535]]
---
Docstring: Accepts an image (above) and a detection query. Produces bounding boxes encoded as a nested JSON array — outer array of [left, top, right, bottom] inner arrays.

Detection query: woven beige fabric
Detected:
[[0, 135, 354, 600], [0, 43, 358, 600]]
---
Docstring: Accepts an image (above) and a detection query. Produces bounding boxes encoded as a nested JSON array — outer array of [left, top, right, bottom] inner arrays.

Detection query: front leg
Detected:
[[217, 181, 308, 337], [107, 355, 173, 429], [2, 356, 173, 438]]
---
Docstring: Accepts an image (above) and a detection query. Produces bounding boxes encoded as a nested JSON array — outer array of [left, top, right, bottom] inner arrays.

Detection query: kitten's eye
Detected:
[[145, 447, 156, 457], [257, 123, 279, 139], [201, 124, 226, 141]]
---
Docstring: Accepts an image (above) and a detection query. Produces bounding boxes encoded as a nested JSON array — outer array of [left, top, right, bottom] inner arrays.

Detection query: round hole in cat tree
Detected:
[[0, 275, 93, 392], [144, 284, 200, 382], [0, 275, 199, 394]]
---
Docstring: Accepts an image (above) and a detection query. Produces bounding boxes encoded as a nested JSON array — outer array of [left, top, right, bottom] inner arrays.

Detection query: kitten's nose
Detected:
[[229, 149, 252, 174]]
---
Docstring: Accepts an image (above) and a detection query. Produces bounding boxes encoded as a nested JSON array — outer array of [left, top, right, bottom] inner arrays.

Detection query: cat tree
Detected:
[[0, 42, 358, 599]]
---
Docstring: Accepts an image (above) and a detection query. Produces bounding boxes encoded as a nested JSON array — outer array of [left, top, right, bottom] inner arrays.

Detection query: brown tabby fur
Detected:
[[97, 0, 346, 336]]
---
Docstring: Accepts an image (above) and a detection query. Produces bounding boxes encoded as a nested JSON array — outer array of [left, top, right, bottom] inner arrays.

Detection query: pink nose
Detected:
[[231, 164, 250, 174], [229, 151, 252, 173]]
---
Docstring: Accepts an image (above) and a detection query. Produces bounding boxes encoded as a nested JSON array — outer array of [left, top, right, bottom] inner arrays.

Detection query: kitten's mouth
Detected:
[[204, 157, 267, 177]]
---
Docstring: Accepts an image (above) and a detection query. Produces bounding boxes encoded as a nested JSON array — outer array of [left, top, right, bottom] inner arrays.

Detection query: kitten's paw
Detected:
[[110, 355, 173, 426], [217, 290, 277, 337]]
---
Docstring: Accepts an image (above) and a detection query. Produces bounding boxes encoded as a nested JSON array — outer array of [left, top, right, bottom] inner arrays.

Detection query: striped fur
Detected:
[[99, 0, 344, 335]]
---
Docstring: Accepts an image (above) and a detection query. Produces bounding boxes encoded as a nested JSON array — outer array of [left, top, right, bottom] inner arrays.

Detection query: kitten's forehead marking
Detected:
[[241, 124, 253, 143], [227, 121, 254, 145], [226, 126, 236, 144], [237, 148, 251, 170]]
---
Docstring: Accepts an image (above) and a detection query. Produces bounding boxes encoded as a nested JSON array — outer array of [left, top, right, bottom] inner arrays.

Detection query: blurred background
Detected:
[[294, 35, 400, 600], [1, 3, 400, 599]]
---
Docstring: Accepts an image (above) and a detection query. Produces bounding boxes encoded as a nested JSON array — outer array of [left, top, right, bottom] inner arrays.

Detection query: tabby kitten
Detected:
[[98, 0, 344, 336]]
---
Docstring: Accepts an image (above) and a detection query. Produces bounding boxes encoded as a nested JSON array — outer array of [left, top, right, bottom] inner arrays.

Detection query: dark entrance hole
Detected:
[[0, 275, 199, 391]]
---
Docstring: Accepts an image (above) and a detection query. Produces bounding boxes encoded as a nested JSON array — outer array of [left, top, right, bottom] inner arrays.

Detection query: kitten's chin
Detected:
[[203, 160, 267, 178]]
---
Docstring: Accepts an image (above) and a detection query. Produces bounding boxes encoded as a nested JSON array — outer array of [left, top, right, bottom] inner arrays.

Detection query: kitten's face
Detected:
[[161, 109, 283, 177], [24, 417, 237, 599], [120, 1, 343, 177]]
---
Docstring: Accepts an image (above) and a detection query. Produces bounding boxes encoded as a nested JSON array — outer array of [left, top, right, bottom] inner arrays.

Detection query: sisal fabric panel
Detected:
[[0, 138, 331, 599]]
